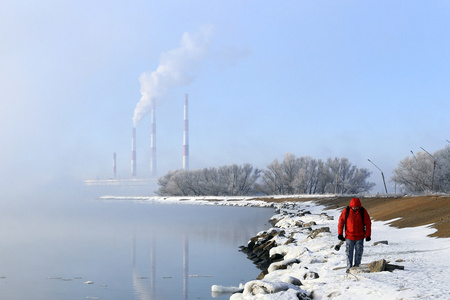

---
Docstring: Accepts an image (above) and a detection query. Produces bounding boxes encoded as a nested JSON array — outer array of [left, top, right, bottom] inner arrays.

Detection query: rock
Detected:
[[385, 263, 405, 271], [256, 270, 267, 280], [269, 253, 284, 263], [281, 275, 302, 286], [303, 271, 319, 280], [241, 280, 312, 299], [284, 237, 295, 244], [348, 259, 405, 273], [373, 240, 389, 246], [240, 230, 286, 270], [369, 259, 386, 272], [295, 221, 304, 227], [303, 221, 317, 227], [328, 291, 341, 297], [308, 227, 330, 239], [268, 258, 301, 273]]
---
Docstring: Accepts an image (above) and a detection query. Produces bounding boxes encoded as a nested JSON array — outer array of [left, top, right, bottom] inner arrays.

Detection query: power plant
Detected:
[[84, 94, 190, 186], [129, 94, 189, 177]]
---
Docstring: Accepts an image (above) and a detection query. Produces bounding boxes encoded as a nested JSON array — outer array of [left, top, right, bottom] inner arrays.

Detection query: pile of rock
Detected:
[[233, 202, 405, 299]]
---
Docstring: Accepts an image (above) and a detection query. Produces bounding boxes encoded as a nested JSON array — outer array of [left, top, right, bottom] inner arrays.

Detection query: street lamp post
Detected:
[[420, 147, 436, 191], [367, 159, 388, 194]]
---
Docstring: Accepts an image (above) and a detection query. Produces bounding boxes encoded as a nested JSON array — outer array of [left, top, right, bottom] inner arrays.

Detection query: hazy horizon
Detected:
[[2, 1, 450, 197]]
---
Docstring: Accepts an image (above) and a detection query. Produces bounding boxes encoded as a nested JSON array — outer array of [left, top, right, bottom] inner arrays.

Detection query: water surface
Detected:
[[0, 188, 273, 299]]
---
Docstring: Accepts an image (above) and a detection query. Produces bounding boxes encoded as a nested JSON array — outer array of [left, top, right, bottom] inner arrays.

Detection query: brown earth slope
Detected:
[[317, 195, 450, 238], [257, 195, 450, 238]]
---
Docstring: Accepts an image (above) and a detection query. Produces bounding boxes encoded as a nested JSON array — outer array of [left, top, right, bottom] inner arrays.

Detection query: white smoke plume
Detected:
[[133, 25, 213, 127]]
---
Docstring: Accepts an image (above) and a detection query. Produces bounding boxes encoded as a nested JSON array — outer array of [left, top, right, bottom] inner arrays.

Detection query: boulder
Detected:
[[349, 259, 404, 274], [369, 259, 386, 272]]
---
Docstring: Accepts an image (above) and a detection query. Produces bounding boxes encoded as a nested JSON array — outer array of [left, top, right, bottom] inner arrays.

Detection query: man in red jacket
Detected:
[[337, 198, 372, 272]]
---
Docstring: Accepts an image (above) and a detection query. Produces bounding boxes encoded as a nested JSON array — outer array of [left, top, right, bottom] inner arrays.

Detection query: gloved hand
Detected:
[[366, 236, 371, 242], [338, 234, 345, 241]]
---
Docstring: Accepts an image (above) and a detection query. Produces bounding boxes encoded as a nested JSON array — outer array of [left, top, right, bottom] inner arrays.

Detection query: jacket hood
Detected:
[[350, 197, 361, 208]]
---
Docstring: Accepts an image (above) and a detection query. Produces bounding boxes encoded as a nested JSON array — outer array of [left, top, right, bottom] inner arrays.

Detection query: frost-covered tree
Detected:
[[255, 153, 374, 195], [324, 157, 375, 194], [434, 146, 450, 192], [392, 145, 450, 193], [156, 164, 261, 196]]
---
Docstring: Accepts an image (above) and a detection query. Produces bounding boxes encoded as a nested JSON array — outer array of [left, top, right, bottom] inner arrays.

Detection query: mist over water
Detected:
[[0, 184, 273, 299]]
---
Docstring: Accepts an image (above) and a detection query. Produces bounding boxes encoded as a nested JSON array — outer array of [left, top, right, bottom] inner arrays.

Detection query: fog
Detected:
[[2, 1, 450, 203]]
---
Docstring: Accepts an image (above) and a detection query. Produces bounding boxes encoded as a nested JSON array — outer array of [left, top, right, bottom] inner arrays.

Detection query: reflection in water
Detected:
[[0, 196, 273, 299], [132, 233, 190, 300], [132, 234, 155, 300], [183, 235, 189, 300]]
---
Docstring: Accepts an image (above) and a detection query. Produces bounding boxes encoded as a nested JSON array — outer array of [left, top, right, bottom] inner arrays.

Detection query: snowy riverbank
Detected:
[[99, 195, 450, 299]]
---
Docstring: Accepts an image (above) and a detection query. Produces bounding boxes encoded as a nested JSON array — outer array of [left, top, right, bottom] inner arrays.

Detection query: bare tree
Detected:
[[156, 164, 261, 196], [434, 146, 450, 192], [256, 154, 374, 195], [392, 145, 450, 193]]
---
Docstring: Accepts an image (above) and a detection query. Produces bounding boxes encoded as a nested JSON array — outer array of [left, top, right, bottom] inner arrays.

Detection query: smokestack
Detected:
[[183, 94, 189, 170], [113, 152, 116, 178], [150, 102, 156, 177], [131, 127, 137, 177]]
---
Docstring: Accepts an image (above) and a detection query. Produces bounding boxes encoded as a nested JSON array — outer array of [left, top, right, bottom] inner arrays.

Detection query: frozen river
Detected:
[[0, 188, 274, 299]]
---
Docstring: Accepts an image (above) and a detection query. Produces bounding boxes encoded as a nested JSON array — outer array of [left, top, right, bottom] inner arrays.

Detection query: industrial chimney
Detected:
[[183, 94, 189, 170], [113, 152, 117, 178], [131, 127, 137, 177], [150, 102, 156, 177]]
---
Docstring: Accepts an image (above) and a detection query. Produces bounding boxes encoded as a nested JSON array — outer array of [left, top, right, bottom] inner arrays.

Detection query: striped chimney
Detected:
[[183, 94, 189, 170], [150, 102, 156, 177], [131, 127, 137, 177]]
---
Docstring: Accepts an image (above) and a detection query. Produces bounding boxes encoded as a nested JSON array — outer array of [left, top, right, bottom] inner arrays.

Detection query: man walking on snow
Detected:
[[337, 197, 372, 272]]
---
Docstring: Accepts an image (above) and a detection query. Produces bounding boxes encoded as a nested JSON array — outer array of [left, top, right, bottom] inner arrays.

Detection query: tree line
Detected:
[[156, 153, 375, 196], [391, 145, 450, 194]]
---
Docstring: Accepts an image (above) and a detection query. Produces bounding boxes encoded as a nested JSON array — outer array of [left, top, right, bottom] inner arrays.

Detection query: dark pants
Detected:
[[345, 238, 364, 270]]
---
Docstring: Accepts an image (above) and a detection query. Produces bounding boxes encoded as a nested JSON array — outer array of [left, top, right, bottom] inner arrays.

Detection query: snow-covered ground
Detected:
[[99, 195, 450, 299]]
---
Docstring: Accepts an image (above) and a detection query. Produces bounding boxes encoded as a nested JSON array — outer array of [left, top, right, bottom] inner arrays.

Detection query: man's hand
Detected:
[[338, 234, 345, 241], [366, 236, 371, 242]]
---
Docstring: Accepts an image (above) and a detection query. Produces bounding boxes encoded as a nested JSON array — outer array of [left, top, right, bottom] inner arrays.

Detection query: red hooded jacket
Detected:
[[338, 198, 371, 241]]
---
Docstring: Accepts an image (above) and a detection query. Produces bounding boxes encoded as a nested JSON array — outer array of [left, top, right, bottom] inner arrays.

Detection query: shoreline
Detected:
[[101, 194, 450, 238], [226, 198, 450, 299], [101, 194, 450, 299]]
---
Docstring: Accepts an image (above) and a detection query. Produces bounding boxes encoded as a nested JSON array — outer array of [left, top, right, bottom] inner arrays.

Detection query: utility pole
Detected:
[[420, 147, 436, 191], [368, 159, 388, 194], [410, 150, 417, 161]]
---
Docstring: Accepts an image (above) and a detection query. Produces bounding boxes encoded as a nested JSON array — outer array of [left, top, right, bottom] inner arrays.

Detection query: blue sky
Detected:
[[1, 0, 450, 194]]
